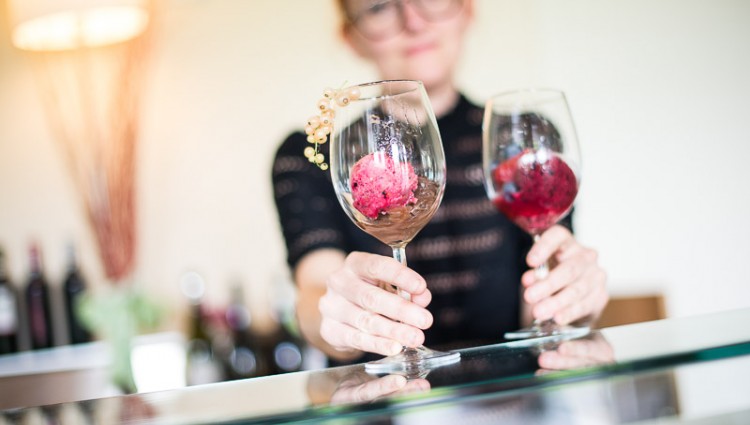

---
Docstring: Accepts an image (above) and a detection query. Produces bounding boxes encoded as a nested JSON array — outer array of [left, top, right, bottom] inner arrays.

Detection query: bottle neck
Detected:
[[66, 244, 78, 273], [189, 303, 207, 340], [29, 246, 43, 276], [0, 254, 7, 282], [66, 263, 78, 275]]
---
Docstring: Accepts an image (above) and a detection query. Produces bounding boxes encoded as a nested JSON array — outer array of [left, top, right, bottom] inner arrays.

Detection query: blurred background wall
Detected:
[[0, 0, 749, 330]]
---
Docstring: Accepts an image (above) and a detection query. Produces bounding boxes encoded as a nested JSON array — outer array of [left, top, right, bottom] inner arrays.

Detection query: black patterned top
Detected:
[[272, 95, 570, 357]]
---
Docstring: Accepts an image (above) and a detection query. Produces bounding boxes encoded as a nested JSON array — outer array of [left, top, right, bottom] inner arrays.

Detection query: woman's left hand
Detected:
[[329, 372, 430, 405], [522, 225, 608, 325]]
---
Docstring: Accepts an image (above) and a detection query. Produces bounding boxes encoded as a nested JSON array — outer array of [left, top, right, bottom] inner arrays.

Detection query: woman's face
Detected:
[[342, 0, 474, 92]]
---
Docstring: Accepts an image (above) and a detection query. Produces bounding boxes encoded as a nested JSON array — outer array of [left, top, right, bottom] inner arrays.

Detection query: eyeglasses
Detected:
[[346, 0, 464, 41]]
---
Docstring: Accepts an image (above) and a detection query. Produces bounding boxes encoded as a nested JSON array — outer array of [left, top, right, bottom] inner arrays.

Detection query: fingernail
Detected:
[[394, 375, 407, 386], [389, 375, 407, 390], [415, 279, 426, 292], [528, 246, 541, 260], [390, 343, 402, 355], [526, 288, 538, 303], [410, 333, 420, 347]]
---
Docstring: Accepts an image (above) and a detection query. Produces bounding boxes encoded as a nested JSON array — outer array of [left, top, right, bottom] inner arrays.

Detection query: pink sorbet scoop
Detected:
[[351, 153, 418, 219]]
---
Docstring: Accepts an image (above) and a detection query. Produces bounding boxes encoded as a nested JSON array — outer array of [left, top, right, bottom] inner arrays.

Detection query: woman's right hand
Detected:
[[318, 251, 434, 357]]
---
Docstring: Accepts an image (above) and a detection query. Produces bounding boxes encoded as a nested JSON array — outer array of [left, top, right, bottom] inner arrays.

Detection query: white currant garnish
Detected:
[[303, 84, 360, 170]]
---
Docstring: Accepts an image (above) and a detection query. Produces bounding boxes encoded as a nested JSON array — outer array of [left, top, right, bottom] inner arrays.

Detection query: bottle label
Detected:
[[0, 286, 18, 335]]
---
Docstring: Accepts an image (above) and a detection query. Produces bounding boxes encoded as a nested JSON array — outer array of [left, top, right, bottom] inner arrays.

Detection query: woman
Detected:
[[272, 0, 608, 364]]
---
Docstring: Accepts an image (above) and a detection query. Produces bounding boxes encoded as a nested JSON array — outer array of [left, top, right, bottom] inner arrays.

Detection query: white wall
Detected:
[[1, 0, 748, 330]]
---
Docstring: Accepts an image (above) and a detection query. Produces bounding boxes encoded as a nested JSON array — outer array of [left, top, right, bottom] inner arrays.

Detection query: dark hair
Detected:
[[334, 0, 350, 22]]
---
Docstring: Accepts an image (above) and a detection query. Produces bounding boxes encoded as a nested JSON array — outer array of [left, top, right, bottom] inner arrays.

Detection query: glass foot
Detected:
[[365, 345, 460, 374], [505, 319, 590, 340]]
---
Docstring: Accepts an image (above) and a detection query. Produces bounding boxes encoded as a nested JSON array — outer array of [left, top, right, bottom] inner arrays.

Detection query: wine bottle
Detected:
[[25, 244, 53, 350], [265, 322, 305, 375], [63, 244, 92, 344], [180, 271, 223, 385], [223, 284, 269, 380], [0, 248, 20, 354], [264, 278, 305, 375]]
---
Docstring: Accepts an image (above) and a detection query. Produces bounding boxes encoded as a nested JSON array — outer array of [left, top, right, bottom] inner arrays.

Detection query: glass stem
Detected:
[[392, 245, 419, 355], [532, 234, 549, 279], [532, 234, 551, 329], [392, 246, 411, 302]]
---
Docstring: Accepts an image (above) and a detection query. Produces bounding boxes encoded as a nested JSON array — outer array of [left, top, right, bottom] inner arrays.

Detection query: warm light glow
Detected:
[[10, 5, 149, 51]]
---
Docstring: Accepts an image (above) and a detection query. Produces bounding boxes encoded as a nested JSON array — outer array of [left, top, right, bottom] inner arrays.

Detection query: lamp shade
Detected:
[[7, 0, 149, 51]]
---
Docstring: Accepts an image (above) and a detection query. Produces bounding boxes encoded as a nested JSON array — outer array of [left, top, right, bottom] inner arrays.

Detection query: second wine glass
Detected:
[[329, 79, 460, 373], [482, 88, 589, 340]]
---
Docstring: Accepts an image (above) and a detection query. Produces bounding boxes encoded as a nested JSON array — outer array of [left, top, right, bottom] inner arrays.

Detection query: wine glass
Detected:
[[482, 88, 589, 340], [329, 79, 460, 373]]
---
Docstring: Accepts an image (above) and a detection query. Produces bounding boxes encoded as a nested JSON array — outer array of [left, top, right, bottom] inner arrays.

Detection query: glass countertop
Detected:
[[3, 308, 750, 424]]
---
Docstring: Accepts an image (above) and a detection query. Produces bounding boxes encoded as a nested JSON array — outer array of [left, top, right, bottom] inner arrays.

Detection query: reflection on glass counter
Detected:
[[1, 308, 750, 424]]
